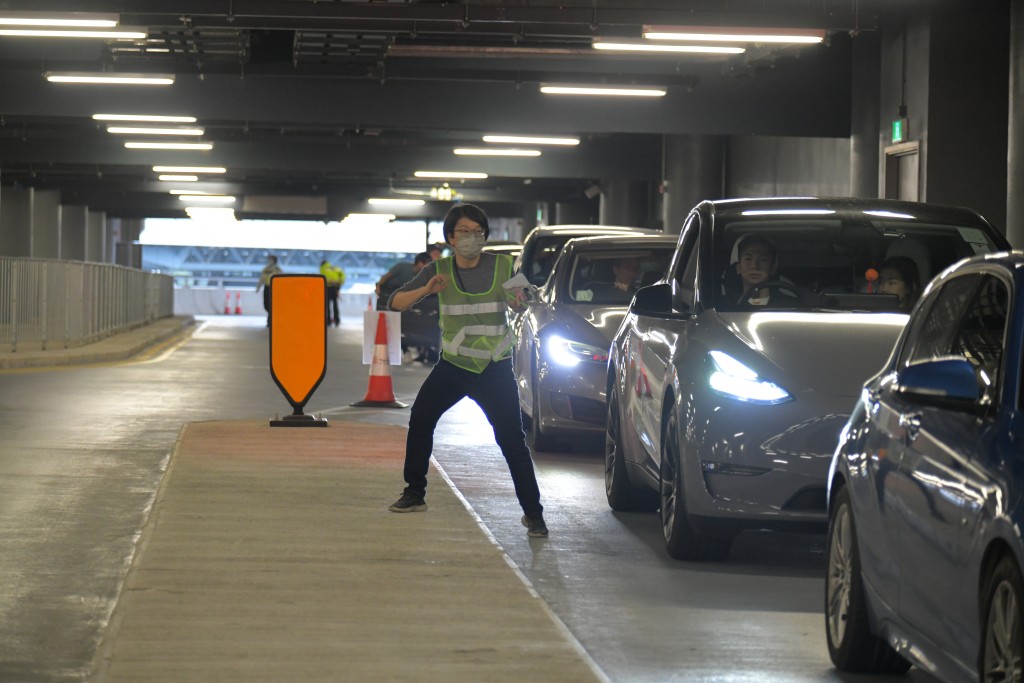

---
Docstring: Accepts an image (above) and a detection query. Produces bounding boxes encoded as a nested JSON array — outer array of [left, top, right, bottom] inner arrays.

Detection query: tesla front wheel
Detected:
[[605, 382, 657, 512], [659, 409, 731, 561], [825, 486, 910, 674], [982, 555, 1024, 683]]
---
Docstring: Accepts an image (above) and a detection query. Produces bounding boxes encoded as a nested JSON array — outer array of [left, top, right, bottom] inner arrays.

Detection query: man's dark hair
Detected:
[[442, 203, 490, 244], [735, 234, 777, 264], [414, 252, 431, 265]]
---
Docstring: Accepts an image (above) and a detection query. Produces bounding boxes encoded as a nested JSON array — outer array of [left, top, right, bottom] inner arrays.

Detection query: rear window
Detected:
[[567, 248, 673, 305]]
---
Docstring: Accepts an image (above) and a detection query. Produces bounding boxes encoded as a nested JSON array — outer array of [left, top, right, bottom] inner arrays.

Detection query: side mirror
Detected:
[[896, 357, 983, 408], [631, 283, 672, 315]]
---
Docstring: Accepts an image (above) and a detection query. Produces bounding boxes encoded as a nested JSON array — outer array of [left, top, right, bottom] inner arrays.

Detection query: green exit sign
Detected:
[[892, 118, 908, 143]]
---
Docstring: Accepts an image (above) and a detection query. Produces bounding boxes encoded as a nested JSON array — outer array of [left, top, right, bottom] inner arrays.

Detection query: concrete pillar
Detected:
[[1009, 0, 1024, 247], [31, 189, 61, 259], [850, 31, 881, 198], [661, 135, 725, 235], [61, 205, 88, 261], [519, 203, 539, 240], [86, 210, 105, 263], [0, 186, 32, 257], [598, 179, 649, 228]]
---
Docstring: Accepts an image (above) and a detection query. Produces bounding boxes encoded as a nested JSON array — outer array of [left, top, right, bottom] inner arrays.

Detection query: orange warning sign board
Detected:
[[269, 274, 326, 410]]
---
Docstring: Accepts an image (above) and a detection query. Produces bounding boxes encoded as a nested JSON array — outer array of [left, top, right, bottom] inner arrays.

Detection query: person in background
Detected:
[[319, 259, 346, 327], [427, 243, 444, 261], [376, 253, 428, 312], [385, 203, 548, 538], [877, 256, 921, 311], [256, 254, 283, 327]]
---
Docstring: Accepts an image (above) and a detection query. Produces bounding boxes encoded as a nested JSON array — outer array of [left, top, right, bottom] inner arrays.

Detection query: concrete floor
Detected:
[[0, 315, 940, 683]]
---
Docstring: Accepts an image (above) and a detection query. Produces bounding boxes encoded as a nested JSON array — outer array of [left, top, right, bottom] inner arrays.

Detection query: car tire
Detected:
[[825, 485, 910, 674], [982, 555, 1024, 682], [660, 408, 732, 561], [530, 361, 560, 452], [605, 380, 658, 512]]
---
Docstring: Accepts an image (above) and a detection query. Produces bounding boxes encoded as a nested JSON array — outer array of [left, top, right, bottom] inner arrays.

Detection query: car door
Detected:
[[625, 216, 698, 473], [891, 273, 1009, 657]]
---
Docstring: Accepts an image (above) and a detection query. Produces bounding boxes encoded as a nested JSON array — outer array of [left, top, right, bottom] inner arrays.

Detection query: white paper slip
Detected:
[[502, 272, 532, 290]]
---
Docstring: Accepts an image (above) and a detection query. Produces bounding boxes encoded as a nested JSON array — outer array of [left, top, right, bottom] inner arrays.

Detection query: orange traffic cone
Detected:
[[351, 312, 408, 408], [224, 291, 231, 315], [234, 291, 242, 315]]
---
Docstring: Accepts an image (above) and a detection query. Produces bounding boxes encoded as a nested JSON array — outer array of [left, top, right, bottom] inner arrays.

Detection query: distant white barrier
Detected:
[[174, 287, 377, 321]]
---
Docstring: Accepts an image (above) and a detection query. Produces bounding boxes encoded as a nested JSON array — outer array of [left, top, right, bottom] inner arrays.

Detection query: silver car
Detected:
[[514, 233, 676, 451], [515, 224, 660, 288], [605, 197, 1011, 561]]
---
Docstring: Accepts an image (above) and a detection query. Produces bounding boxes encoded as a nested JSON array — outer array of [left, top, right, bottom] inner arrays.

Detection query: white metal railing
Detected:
[[0, 257, 174, 353]]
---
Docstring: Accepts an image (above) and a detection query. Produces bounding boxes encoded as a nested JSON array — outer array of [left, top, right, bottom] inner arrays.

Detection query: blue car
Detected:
[[826, 251, 1024, 682]]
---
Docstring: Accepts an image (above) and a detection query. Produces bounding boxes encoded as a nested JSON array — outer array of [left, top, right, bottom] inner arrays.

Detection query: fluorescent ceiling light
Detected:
[[94, 114, 196, 123], [453, 148, 541, 157], [643, 25, 826, 44], [125, 141, 212, 150], [152, 165, 226, 173], [593, 41, 744, 55], [168, 190, 216, 194], [159, 175, 199, 182], [107, 126, 204, 135], [540, 84, 666, 97], [46, 72, 174, 85], [0, 12, 118, 28], [414, 171, 488, 179], [367, 198, 426, 207], [483, 134, 579, 146], [178, 195, 235, 204], [0, 28, 146, 38]]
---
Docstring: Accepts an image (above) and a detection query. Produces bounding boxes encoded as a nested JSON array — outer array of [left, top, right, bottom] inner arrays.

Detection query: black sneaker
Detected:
[[521, 515, 548, 538], [388, 493, 427, 513]]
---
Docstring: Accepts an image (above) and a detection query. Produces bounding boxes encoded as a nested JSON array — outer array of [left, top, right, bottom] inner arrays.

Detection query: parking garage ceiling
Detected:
[[0, 1, 878, 221]]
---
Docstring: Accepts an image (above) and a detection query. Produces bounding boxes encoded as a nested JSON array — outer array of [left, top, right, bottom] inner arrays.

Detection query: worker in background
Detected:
[[320, 259, 346, 327]]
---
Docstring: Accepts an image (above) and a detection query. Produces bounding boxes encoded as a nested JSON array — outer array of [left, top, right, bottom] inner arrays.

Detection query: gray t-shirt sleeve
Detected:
[[386, 254, 506, 309], [387, 262, 437, 310]]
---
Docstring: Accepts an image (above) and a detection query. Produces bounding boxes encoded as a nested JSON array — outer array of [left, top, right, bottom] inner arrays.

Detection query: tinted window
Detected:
[[568, 247, 674, 305], [713, 216, 1002, 313], [904, 273, 1009, 404]]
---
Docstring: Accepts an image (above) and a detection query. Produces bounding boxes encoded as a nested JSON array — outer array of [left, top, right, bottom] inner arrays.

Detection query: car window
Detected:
[[712, 218, 1003, 313], [569, 248, 674, 304], [672, 215, 699, 310], [904, 273, 1009, 404]]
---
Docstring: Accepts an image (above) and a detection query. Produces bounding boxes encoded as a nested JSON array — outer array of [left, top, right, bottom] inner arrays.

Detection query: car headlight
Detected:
[[706, 350, 792, 405], [546, 335, 609, 367]]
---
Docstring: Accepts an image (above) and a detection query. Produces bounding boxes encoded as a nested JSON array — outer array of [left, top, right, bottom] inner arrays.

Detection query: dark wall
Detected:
[[926, 2, 1010, 229], [726, 136, 851, 198]]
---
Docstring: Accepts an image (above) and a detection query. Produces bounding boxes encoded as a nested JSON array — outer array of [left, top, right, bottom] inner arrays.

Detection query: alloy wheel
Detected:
[[985, 576, 1023, 682], [827, 502, 853, 648]]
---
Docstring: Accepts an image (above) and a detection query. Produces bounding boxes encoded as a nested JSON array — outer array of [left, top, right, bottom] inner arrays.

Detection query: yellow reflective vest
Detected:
[[436, 255, 515, 374]]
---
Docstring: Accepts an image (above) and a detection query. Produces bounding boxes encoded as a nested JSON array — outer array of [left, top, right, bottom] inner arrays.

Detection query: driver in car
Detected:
[[734, 234, 798, 308]]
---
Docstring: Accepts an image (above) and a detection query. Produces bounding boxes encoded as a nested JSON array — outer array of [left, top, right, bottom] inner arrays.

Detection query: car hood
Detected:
[[716, 310, 908, 399], [551, 303, 628, 345]]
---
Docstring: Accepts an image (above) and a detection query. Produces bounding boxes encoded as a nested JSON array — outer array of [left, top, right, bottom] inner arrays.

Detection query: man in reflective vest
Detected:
[[385, 203, 547, 537], [319, 259, 345, 327]]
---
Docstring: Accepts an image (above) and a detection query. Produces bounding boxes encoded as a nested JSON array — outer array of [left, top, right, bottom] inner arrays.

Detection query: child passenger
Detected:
[[877, 256, 921, 311]]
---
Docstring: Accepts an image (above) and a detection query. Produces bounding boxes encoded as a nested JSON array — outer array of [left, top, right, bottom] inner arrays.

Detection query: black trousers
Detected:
[[402, 358, 543, 517], [326, 285, 340, 324]]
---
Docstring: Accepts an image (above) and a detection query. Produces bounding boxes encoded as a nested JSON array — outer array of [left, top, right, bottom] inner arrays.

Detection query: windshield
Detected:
[[713, 217, 1002, 313], [568, 247, 673, 305], [523, 236, 574, 286]]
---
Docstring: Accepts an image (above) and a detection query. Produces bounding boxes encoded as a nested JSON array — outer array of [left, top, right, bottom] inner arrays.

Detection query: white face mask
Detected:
[[454, 233, 485, 259]]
